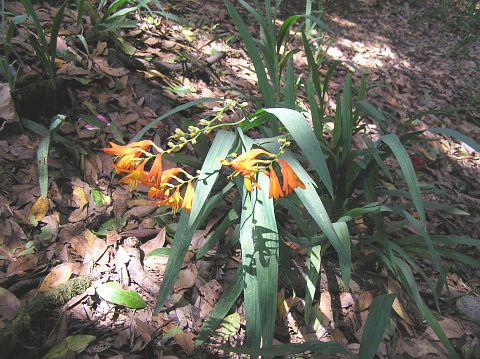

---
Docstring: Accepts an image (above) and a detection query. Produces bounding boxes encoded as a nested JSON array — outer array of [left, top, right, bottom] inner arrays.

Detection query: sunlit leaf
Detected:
[[96, 281, 147, 309]]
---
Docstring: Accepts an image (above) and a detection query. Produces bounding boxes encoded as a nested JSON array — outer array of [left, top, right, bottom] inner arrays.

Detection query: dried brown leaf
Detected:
[[38, 263, 74, 292]]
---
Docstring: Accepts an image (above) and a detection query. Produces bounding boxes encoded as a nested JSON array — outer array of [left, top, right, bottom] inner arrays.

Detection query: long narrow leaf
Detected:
[[381, 134, 426, 226], [154, 132, 236, 312], [253, 172, 279, 347], [225, 0, 274, 106], [195, 267, 243, 346], [427, 127, 480, 153], [359, 294, 395, 359], [282, 152, 351, 287], [263, 108, 333, 197]]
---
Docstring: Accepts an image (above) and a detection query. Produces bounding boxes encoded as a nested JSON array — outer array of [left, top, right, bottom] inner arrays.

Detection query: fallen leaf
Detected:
[[388, 276, 415, 326], [173, 332, 195, 355], [72, 186, 89, 209], [424, 318, 464, 340], [0, 287, 21, 320], [42, 335, 96, 359], [93, 57, 129, 77], [38, 263, 73, 292], [30, 196, 50, 222], [357, 290, 375, 312], [174, 263, 197, 291], [0, 83, 19, 124]]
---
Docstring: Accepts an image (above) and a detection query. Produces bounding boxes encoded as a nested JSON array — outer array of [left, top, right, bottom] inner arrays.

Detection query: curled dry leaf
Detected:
[[30, 196, 50, 222], [357, 290, 375, 312], [388, 276, 415, 326], [38, 263, 74, 292]]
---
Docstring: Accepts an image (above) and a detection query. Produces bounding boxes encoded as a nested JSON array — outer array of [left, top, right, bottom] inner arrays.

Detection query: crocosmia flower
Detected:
[[267, 166, 284, 199], [278, 159, 305, 195], [220, 149, 276, 192], [103, 140, 155, 171]]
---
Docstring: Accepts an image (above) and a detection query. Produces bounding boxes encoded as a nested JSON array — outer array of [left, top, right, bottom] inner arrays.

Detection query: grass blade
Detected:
[[427, 127, 480, 153], [253, 171, 279, 347], [381, 134, 426, 225], [280, 151, 351, 287], [263, 108, 333, 197], [304, 244, 321, 324], [225, 0, 274, 106], [195, 267, 243, 346], [154, 131, 236, 313], [50, 0, 68, 66], [359, 294, 395, 359]]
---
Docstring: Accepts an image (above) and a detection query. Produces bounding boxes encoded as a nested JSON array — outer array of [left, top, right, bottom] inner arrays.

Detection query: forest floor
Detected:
[[0, 0, 479, 358]]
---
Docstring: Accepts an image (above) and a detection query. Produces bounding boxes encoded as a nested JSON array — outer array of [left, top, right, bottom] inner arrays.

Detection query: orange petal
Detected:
[[278, 159, 305, 195], [182, 181, 195, 211], [146, 154, 163, 186], [268, 166, 284, 199]]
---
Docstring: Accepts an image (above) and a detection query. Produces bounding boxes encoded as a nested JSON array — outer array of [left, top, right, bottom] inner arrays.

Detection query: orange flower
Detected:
[[147, 186, 164, 200], [145, 154, 163, 186], [156, 188, 183, 215], [220, 149, 275, 192], [267, 166, 284, 199], [278, 159, 305, 195], [104, 140, 155, 171], [181, 181, 195, 211], [243, 173, 261, 192], [119, 161, 147, 190]]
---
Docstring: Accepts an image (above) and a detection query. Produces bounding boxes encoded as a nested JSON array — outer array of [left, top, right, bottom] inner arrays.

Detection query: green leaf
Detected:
[[145, 247, 170, 258], [238, 170, 261, 348], [381, 134, 426, 225], [196, 267, 243, 346], [359, 294, 395, 359], [96, 281, 147, 309], [427, 127, 480, 153], [91, 188, 105, 207], [224, 0, 274, 106], [356, 99, 386, 125], [132, 98, 222, 141], [305, 244, 321, 324], [252, 171, 279, 347], [394, 258, 460, 359], [221, 341, 351, 357], [263, 108, 334, 197], [277, 15, 302, 51], [164, 325, 183, 339], [96, 216, 127, 236], [42, 335, 96, 359], [154, 132, 236, 313], [218, 312, 241, 338]]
